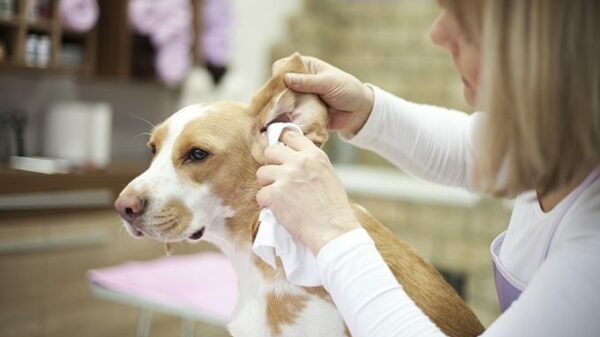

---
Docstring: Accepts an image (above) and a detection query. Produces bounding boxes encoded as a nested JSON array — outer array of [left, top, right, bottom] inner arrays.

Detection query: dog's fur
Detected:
[[116, 53, 484, 337]]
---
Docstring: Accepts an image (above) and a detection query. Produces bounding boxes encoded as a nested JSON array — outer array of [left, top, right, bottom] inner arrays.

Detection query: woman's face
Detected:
[[429, 6, 481, 107]]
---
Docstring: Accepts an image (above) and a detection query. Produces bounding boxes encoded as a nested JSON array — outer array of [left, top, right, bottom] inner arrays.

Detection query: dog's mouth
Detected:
[[189, 227, 205, 241], [122, 220, 145, 238], [123, 218, 205, 243], [131, 228, 144, 237]]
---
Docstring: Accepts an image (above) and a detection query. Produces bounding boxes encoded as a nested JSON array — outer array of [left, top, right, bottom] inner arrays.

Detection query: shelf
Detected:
[[62, 28, 88, 37], [0, 163, 147, 195], [1, 0, 201, 83], [0, 163, 146, 218], [0, 62, 86, 76], [0, 16, 21, 27], [0, 0, 96, 77], [25, 19, 54, 32]]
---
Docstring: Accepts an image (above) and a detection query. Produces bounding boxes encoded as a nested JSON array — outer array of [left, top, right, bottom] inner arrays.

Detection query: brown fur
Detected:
[[157, 198, 193, 235], [353, 204, 484, 336], [304, 286, 333, 304], [148, 123, 169, 155], [253, 255, 279, 281], [170, 102, 261, 244], [249, 53, 329, 149], [266, 293, 309, 336]]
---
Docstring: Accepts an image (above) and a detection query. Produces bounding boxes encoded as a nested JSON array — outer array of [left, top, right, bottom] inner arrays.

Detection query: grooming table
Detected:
[[88, 252, 237, 337]]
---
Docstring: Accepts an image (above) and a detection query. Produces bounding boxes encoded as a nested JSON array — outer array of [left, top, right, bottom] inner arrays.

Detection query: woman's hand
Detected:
[[256, 130, 362, 255], [272, 55, 375, 137]]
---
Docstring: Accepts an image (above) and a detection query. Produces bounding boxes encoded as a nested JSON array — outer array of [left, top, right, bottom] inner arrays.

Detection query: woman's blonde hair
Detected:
[[448, 0, 600, 196]]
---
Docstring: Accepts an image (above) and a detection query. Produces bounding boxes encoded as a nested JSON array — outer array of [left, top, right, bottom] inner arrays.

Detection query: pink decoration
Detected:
[[128, 0, 194, 86], [59, 0, 99, 32], [202, 0, 232, 66], [155, 43, 192, 88], [151, 6, 193, 48]]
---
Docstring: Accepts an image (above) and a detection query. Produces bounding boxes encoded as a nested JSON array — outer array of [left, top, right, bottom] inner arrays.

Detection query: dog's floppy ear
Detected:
[[249, 53, 329, 148]]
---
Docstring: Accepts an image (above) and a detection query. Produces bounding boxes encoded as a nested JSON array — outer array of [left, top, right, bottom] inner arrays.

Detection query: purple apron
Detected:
[[491, 168, 600, 312]]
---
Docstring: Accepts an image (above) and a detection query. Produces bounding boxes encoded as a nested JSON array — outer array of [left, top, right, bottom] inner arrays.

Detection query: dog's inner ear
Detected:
[[249, 53, 329, 148], [258, 90, 297, 132]]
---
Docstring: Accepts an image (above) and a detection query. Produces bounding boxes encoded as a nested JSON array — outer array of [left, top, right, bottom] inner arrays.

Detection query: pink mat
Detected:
[[88, 252, 237, 321]]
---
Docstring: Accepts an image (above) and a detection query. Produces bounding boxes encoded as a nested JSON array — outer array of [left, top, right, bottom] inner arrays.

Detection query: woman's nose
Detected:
[[429, 11, 458, 55]]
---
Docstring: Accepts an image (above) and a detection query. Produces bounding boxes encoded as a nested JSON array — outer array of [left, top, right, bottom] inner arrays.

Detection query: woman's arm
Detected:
[[343, 85, 483, 192], [318, 229, 447, 337], [318, 211, 600, 337]]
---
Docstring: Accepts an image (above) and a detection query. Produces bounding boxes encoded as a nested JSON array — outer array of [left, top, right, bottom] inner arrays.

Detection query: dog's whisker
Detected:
[[116, 217, 127, 237], [154, 214, 175, 220], [163, 221, 180, 232], [154, 219, 176, 229], [129, 113, 156, 130], [135, 132, 152, 139], [154, 217, 174, 222]]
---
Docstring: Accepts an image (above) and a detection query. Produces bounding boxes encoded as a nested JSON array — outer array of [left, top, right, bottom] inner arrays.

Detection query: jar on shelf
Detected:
[[36, 35, 51, 68], [29, 0, 42, 21], [25, 34, 38, 67], [0, 0, 14, 19]]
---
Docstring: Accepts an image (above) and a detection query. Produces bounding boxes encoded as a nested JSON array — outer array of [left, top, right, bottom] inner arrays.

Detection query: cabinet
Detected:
[[0, 0, 97, 75], [0, 0, 204, 83]]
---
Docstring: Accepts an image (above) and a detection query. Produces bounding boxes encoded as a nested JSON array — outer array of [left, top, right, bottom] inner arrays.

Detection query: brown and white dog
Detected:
[[114, 54, 484, 337]]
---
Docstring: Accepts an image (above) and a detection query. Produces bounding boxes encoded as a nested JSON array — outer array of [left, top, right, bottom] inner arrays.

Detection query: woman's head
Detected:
[[432, 0, 600, 196], [429, 1, 481, 106]]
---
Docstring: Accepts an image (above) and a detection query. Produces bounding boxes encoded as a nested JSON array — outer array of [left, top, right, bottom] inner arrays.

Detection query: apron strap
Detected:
[[541, 168, 600, 261]]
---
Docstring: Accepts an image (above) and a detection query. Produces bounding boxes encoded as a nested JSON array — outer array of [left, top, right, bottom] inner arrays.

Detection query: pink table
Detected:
[[88, 252, 237, 336]]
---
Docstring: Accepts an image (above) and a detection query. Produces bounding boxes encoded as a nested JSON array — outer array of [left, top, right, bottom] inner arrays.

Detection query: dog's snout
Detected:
[[115, 195, 147, 222]]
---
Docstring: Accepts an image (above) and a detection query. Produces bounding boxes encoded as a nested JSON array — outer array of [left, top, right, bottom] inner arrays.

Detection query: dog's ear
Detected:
[[248, 53, 329, 148]]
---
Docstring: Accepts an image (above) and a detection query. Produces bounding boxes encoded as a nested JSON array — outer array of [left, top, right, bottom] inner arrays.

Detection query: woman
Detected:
[[256, 0, 600, 336]]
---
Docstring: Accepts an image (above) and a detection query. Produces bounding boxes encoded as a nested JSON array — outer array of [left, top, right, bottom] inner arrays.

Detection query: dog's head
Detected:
[[114, 53, 328, 246]]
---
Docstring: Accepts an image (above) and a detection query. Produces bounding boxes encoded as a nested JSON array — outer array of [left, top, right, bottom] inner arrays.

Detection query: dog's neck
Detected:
[[204, 208, 299, 321], [203, 170, 291, 286]]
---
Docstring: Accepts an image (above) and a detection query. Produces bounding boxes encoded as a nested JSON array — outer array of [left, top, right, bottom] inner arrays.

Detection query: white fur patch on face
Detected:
[[124, 104, 236, 243]]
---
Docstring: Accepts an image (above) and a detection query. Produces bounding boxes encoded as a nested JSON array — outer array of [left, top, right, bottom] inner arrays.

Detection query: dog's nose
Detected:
[[114, 195, 147, 222]]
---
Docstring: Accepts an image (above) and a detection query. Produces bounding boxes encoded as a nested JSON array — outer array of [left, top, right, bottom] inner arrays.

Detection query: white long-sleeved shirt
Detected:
[[317, 85, 600, 337]]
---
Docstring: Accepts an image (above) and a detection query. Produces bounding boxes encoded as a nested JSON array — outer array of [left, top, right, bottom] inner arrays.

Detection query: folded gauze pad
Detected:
[[252, 122, 322, 287]]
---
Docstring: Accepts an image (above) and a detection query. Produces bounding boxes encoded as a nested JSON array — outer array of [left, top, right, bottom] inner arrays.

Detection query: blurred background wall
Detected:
[[0, 1, 509, 336]]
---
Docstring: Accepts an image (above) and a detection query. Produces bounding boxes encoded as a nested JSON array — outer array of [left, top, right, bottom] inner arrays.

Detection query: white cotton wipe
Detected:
[[252, 122, 322, 287]]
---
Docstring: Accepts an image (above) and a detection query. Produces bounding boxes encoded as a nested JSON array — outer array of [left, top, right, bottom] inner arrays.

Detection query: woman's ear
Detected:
[[248, 53, 329, 148]]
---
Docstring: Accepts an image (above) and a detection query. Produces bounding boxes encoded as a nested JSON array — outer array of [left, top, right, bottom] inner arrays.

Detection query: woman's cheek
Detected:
[[463, 84, 477, 107], [461, 46, 481, 106]]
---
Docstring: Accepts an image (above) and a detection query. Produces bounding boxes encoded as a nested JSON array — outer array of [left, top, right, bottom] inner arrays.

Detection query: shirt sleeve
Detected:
[[317, 228, 447, 337], [318, 222, 600, 337], [341, 85, 484, 191]]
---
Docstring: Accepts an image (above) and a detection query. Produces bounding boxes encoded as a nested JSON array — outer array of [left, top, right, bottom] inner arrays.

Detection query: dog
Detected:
[[114, 53, 484, 337]]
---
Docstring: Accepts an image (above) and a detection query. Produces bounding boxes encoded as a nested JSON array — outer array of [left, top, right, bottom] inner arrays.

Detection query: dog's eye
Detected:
[[187, 148, 210, 162], [150, 144, 156, 155]]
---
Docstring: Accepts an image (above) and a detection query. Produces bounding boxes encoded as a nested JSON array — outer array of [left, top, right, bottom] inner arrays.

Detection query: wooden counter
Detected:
[[0, 164, 146, 195], [0, 164, 147, 218]]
